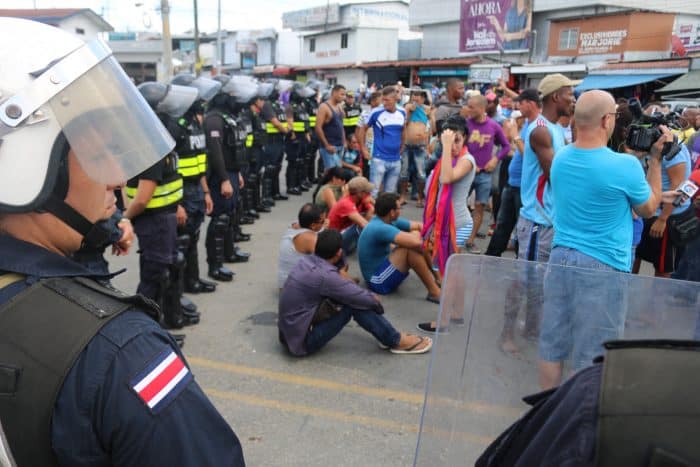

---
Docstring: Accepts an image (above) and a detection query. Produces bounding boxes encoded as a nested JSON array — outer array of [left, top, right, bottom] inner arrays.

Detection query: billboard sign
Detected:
[[459, 0, 531, 54], [282, 4, 340, 30], [677, 21, 700, 53]]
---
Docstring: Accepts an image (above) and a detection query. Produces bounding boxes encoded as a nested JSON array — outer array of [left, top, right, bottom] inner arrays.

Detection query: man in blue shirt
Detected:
[[361, 86, 407, 197], [358, 193, 441, 302], [541, 89, 667, 389]]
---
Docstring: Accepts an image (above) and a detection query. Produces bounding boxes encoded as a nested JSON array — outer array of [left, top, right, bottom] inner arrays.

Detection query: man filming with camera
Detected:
[[539, 89, 669, 389]]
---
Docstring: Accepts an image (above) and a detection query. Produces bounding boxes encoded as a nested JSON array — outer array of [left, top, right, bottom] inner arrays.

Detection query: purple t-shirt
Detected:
[[466, 117, 511, 169]]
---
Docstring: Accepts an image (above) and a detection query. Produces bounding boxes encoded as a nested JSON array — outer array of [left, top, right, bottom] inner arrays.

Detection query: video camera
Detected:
[[625, 98, 683, 160]]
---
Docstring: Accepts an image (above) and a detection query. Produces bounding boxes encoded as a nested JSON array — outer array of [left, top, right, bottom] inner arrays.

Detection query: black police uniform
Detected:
[[0, 235, 245, 467], [72, 208, 125, 277], [342, 101, 362, 139], [172, 109, 218, 294], [203, 105, 250, 277], [284, 99, 311, 196], [236, 105, 263, 222], [125, 153, 186, 328], [250, 103, 274, 209], [261, 99, 289, 201], [304, 96, 321, 182]]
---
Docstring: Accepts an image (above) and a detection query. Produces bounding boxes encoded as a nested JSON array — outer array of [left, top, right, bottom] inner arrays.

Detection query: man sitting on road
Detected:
[[277, 203, 326, 289], [358, 193, 441, 302], [328, 176, 375, 254], [278, 229, 432, 356]]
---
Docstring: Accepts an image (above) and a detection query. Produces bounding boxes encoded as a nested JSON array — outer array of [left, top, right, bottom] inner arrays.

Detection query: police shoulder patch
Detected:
[[130, 348, 192, 414]]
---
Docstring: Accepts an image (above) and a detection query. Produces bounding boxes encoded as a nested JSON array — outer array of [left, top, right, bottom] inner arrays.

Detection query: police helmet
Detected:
[[228, 76, 260, 104], [138, 83, 198, 119], [0, 18, 173, 214], [171, 73, 222, 103], [306, 79, 328, 92], [257, 82, 275, 99], [276, 79, 294, 93]]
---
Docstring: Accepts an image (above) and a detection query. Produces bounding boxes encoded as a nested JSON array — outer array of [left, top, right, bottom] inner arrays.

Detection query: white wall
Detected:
[[257, 39, 273, 65], [356, 28, 398, 61], [334, 69, 367, 91], [301, 27, 399, 66], [59, 15, 104, 41], [276, 30, 302, 66]]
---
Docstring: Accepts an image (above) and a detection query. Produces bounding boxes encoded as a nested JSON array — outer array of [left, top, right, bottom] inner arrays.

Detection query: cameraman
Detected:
[[541, 90, 667, 389], [633, 110, 693, 278]]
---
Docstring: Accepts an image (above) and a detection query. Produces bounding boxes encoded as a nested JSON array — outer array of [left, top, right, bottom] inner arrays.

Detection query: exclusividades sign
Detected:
[[459, 0, 532, 54]]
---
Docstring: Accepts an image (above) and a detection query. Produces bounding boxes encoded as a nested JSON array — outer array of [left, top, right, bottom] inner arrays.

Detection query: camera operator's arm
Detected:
[[633, 127, 672, 218], [650, 161, 687, 238]]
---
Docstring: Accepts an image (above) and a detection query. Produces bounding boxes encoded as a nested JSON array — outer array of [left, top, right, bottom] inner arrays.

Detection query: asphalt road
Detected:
[[108, 181, 658, 466]]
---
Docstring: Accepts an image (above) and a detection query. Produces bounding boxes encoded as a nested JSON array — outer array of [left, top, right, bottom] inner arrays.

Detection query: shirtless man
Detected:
[[400, 89, 435, 207]]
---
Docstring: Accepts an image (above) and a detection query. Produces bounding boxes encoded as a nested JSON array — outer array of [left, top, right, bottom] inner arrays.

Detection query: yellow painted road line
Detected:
[[190, 356, 521, 417], [203, 387, 493, 446]]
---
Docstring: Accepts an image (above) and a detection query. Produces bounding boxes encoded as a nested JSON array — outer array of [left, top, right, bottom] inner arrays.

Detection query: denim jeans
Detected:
[[341, 224, 361, 255], [319, 145, 344, 170], [485, 184, 521, 257], [370, 158, 401, 197], [304, 305, 401, 354], [400, 144, 427, 182], [540, 246, 627, 370]]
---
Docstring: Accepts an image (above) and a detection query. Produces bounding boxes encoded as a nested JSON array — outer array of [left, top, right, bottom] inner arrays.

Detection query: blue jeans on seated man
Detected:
[[370, 158, 401, 197], [341, 224, 361, 255], [540, 246, 627, 371], [304, 305, 401, 355], [319, 145, 344, 171]]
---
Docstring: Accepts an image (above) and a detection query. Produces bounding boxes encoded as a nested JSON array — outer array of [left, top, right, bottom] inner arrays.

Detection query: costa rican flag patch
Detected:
[[131, 349, 193, 414]]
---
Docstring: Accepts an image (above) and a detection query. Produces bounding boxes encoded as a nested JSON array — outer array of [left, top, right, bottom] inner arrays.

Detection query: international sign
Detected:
[[459, 0, 531, 54]]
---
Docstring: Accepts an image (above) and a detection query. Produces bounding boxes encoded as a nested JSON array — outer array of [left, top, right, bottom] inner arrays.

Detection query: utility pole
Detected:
[[161, 0, 173, 81], [193, 0, 201, 75], [216, 0, 222, 74]]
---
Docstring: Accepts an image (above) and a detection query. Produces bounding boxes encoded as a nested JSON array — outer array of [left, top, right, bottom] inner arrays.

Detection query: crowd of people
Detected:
[[1, 15, 699, 465]]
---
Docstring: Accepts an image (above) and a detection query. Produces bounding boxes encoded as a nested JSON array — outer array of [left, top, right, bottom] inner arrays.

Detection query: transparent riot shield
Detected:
[[414, 255, 700, 466], [0, 418, 15, 467]]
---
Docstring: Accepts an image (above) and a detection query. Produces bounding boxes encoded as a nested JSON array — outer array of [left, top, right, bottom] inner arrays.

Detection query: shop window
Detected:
[[341, 33, 348, 49], [310, 38, 316, 53], [558, 28, 578, 50]]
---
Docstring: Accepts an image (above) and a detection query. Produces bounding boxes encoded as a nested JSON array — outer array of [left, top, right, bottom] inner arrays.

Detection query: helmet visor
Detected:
[[156, 84, 198, 118], [191, 77, 221, 102], [48, 56, 174, 186]]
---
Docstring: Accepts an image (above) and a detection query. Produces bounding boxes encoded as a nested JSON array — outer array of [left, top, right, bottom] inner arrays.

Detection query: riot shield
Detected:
[[0, 418, 15, 467], [414, 255, 700, 466]]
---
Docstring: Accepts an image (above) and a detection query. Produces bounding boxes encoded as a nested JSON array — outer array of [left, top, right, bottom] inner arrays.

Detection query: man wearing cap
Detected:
[[343, 91, 362, 141], [463, 93, 511, 253], [327, 176, 375, 254]]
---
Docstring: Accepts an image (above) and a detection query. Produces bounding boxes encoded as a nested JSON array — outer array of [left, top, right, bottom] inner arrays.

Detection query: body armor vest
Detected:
[[175, 116, 207, 180], [343, 103, 361, 128], [305, 98, 319, 129], [250, 107, 267, 147], [265, 101, 287, 134], [290, 102, 310, 134], [0, 274, 160, 467], [207, 110, 248, 171], [125, 153, 183, 211]]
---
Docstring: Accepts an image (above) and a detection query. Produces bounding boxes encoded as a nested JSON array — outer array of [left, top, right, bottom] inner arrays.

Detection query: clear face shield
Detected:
[[190, 77, 221, 102], [233, 81, 260, 103], [156, 84, 198, 118], [257, 83, 274, 98], [0, 40, 174, 187]]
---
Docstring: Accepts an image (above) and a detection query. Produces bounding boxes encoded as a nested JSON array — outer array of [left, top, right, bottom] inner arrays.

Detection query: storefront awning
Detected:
[[657, 70, 700, 94], [417, 68, 469, 77], [576, 73, 677, 91]]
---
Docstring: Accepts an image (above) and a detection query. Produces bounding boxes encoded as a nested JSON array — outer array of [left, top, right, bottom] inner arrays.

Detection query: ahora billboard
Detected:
[[459, 0, 532, 54]]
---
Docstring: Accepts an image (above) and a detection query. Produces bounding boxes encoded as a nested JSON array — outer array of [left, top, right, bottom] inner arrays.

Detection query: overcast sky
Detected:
[[5, 0, 337, 34]]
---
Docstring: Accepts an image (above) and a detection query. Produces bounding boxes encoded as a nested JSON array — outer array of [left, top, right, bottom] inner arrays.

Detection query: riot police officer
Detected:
[[205, 76, 251, 276], [342, 90, 362, 140], [304, 79, 326, 184], [169, 73, 221, 295], [127, 82, 200, 328], [249, 90, 274, 211], [285, 83, 313, 196], [259, 81, 291, 203], [0, 18, 244, 466]]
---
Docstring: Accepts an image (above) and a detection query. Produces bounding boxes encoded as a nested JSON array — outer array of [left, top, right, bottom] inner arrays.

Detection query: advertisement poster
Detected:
[[459, 0, 532, 54], [677, 22, 700, 53]]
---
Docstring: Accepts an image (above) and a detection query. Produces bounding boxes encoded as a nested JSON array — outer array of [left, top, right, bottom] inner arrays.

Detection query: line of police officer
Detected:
[[123, 75, 327, 337]]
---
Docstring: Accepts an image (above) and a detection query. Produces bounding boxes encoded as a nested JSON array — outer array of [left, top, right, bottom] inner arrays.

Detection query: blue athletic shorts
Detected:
[[368, 257, 409, 294]]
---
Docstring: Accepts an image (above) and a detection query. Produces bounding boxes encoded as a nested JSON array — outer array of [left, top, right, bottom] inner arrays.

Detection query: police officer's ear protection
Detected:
[[34, 132, 111, 249]]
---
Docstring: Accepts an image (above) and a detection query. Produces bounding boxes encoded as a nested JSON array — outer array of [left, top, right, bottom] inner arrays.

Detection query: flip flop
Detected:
[[417, 322, 449, 334], [426, 294, 440, 304], [390, 336, 433, 354]]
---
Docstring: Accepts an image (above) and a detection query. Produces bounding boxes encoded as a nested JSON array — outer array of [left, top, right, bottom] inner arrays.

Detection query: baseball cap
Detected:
[[346, 90, 354, 97], [538, 73, 582, 97], [347, 176, 374, 194], [514, 88, 541, 104]]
